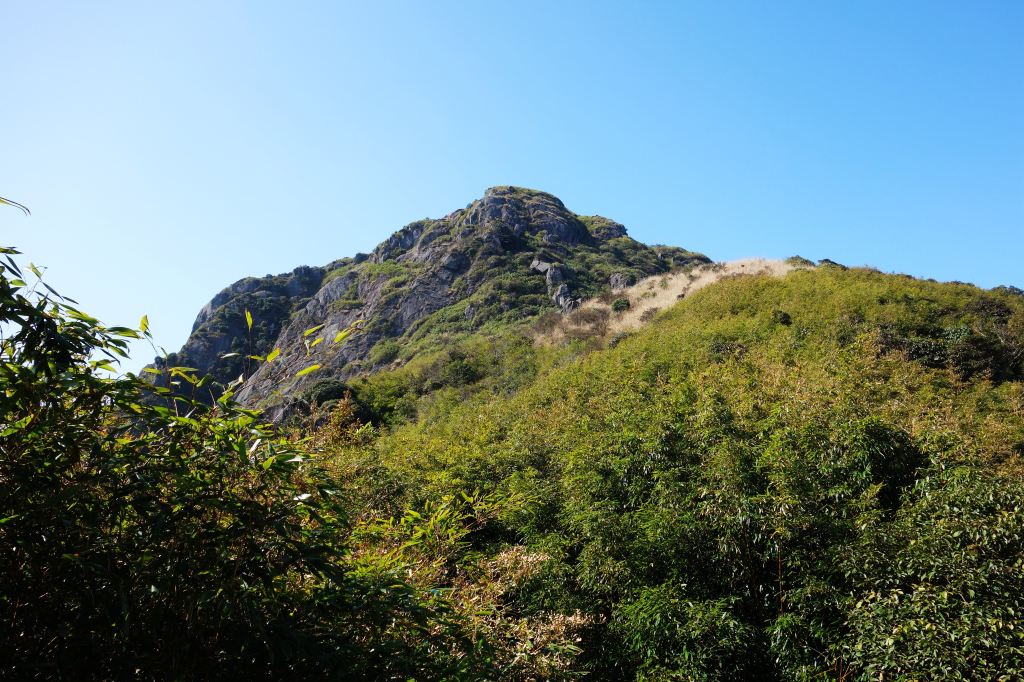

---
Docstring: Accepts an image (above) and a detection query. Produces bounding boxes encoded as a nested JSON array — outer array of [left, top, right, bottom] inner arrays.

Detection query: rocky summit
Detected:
[[156, 186, 709, 417]]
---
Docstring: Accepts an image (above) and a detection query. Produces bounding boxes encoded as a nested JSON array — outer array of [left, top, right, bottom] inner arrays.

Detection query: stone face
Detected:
[[545, 266, 565, 286], [151, 265, 326, 397], [158, 186, 711, 416], [551, 283, 577, 313], [609, 272, 635, 291]]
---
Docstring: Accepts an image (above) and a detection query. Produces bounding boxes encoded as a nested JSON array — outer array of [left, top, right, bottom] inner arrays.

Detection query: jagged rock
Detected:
[[545, 265, 566, 288], [552, 284, 577, 312], [158, 186, 710, 417], [151, 265, 326, 397], [463, 187, 588, 244], [531, 260, 576, 309], [442, 251, 469, 273], [609, 272, 634, 291]]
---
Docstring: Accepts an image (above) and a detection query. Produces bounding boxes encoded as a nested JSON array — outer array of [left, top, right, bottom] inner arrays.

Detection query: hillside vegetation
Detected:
[[156, 187, 708, 418], [332, 264, 1024, 679], [3, 233, 1023, 679]]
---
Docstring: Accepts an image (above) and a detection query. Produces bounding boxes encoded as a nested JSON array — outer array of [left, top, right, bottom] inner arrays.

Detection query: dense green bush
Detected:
[[0, 247, 489, 679], [341, 265, 1024, 680]]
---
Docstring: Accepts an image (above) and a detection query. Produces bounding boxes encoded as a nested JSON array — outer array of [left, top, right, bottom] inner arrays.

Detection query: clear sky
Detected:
[[2, 1, 1021, 372]]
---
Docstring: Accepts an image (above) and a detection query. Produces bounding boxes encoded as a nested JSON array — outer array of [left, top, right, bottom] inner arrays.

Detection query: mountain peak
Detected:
[[156, 188, 709, 418]]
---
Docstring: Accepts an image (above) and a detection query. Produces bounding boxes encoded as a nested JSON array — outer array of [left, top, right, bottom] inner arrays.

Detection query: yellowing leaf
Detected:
[[295, 363, 321, 377], [303, 324, 324, 337], [139, 314, 149, 334], [266, 348, 281, 362], [245, 310, 253, 330]]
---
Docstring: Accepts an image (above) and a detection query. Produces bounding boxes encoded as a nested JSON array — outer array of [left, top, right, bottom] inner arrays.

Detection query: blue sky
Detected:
[[2, 1, 1021, 371]]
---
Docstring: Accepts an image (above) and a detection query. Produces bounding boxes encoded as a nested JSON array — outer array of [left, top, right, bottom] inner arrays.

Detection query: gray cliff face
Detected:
[[152, 266, 325, 395], [160, 186, 710, 415]]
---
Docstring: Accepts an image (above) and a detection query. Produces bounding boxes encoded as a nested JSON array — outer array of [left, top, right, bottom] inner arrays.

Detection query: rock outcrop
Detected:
[[156, 186, 711, 414]]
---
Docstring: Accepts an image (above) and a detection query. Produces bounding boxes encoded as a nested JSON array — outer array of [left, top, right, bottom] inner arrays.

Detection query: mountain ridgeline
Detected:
[[158, 186, 708, 416]]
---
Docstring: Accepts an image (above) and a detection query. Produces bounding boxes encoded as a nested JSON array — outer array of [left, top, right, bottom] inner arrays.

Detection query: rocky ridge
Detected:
[[157, 186, 709, 416]]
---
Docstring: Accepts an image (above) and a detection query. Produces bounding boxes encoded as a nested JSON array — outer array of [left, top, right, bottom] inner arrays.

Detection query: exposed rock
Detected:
[[151, 265, 326, 397], [584, 216, 628, 240], [441, 251, 469, 273], [609, 272, 634, 291], [545, 265, 567, 288], [552, 284, 577, 313], [158, 186, 709, 417]]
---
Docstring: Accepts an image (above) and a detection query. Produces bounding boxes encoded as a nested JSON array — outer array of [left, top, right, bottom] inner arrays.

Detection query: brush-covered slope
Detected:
[[160, 187, 708, 413], [332, 265, 1024, 680]]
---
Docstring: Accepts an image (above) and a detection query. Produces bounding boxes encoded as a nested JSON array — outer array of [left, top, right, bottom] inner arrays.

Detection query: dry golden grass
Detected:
[[536, 258, 804, 344]]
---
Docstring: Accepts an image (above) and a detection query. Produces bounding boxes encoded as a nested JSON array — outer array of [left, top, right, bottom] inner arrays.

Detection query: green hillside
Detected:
[[3, 244, 1022, 679], [331, 265, 1024, 679]]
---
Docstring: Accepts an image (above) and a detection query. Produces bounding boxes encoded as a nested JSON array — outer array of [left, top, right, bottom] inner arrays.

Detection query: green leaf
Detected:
[[1, 415, 33, 437], [266, 348, 281, 362], [333, 329, 352, 344], [139, 314, 149, 333], [295, 363, 321, 377], [303, 324, 324, 337], [0, 197, 30, 215], [245, 309, 253, 330]]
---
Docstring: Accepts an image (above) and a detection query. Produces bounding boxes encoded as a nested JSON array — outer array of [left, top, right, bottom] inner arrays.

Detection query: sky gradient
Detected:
[[2, 1, 1022, 372]]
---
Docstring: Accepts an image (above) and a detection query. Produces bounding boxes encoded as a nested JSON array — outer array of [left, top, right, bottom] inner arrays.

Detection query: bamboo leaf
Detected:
[[0, 197, 30, 215], [303, 324, 324, 337], [139, 314, 149, 333], [295, 363, 321, 377], [245, 310, 253, 330], [266, 348, 281, 362], [1, 415, 33, 437]]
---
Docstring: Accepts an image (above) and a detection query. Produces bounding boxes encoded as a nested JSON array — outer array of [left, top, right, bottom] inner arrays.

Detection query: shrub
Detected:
[[369, 338, 401, 366], [302, 376, 350, 405], [611, 298, 631, 313], [639, 307, 660, 323], [0, 247, 484, 679], [785, 255, 816, 267]]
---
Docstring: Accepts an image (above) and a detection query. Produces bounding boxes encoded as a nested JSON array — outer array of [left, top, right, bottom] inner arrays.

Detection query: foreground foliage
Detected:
[[0, 248, 492, 679]]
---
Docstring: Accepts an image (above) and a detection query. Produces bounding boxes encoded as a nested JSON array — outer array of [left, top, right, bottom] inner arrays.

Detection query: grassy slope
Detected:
[[330, 265, 1024, 679]]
